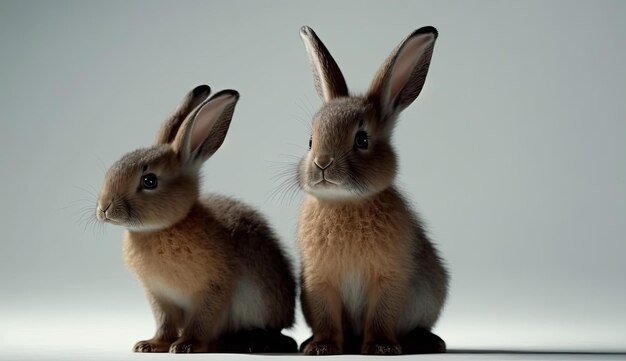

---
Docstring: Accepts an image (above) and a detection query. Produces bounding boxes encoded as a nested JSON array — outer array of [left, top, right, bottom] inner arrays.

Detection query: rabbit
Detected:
[[295, 26, 449, 355], [96, 85, 297, 353]]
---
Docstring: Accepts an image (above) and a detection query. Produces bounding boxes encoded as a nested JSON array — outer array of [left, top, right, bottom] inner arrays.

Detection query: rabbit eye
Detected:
[[142, 173, 158, 190], [354, 131, 369, 149], [308, 136, 312, 150]]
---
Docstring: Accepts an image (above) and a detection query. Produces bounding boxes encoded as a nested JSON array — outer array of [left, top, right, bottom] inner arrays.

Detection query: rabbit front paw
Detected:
[[133, 339, 171, 352], [169, 338, 210, 353], [303, 340, 342, 355], [362, 341, 402, 355]]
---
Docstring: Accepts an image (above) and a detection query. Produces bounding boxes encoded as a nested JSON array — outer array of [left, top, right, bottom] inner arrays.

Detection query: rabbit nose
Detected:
[[97, 201, 112, 219], [98, 201, 112, 213], [314, 156, 334, 170]]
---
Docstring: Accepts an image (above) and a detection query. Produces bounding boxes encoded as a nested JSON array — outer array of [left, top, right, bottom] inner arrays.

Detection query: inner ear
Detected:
[[388, 35, 433, 103], [155, 85, 211, 145], [189, 96, 233, 153], [300, 26, 349, 102]]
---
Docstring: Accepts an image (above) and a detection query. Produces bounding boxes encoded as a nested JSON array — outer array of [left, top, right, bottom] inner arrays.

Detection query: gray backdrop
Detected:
[[1, 0, 625, 357]]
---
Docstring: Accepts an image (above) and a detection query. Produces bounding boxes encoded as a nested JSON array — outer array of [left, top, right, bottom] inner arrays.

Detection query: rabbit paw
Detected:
[[362, 341, 402, 355], [303, 340, 342, 355], [133, 339, 171, 353], [169, 339, 209, 353]]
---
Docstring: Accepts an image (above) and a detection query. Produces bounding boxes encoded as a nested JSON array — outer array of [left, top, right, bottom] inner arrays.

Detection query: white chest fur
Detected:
[[213, 274, 270, 333], [148, 278, 193, 312], [340, 271, 367, 334], [339, 271, 434, 336]]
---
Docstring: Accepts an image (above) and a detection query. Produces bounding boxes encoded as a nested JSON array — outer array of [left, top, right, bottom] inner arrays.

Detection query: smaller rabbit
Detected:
[[296, 26, 449, 355], [96, 85, 297, 353]]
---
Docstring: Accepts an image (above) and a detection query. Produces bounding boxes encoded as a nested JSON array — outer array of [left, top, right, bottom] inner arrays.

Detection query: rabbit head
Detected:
[[96, 85, 239, 232], [297, 26, 438, 200]]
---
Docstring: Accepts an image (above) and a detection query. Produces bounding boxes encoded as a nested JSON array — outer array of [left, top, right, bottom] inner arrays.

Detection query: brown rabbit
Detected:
[[296, 26, 449, 355], [96, 85, 296, 353]]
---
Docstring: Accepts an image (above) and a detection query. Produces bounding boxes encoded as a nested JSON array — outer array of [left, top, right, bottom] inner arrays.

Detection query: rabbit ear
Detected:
[[171, 90, 239, 164], [155, 85, 211, 145], [300, 26, 349, 102], [367, 27, 438, 120]]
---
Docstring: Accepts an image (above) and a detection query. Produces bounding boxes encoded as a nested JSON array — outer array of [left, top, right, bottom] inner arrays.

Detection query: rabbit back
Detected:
[[201, 194, 297, 331]]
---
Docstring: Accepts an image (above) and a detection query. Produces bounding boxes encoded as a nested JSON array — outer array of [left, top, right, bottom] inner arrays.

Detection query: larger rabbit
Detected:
[[296, 26, 449, 355], [96, 85, 296, 353]]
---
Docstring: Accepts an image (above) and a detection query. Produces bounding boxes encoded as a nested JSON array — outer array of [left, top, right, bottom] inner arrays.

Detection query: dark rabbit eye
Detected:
[[142, 173, 158, 190], [354, 131, 369, 149], [308, 136, 312, 150]]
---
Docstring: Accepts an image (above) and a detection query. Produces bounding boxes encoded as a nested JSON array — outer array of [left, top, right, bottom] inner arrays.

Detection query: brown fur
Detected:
[[299, 189, 438, 354], [124, 197, 296, 352], [123, 202, 236, 312], [300, 26, 349, 101], [297, 27, 448, 355], [97, 86, 296, 353]]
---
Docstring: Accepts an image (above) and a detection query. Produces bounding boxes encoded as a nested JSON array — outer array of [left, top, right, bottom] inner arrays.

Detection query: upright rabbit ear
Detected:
[[367, 27, 438, 121], [155, 85, 211, 145], [300, 26, 349, 102], [171, 90, 239, 165]]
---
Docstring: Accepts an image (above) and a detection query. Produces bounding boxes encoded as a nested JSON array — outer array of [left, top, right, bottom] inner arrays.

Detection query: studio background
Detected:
[[1, 0, 625, 359]]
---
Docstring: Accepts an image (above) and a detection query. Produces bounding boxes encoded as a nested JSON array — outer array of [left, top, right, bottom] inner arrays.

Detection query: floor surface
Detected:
[[2, 313, 624, 361], [2, 349, 626, 361]]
